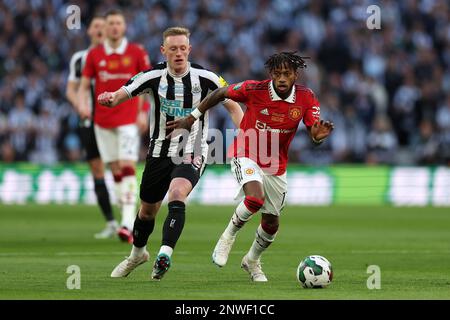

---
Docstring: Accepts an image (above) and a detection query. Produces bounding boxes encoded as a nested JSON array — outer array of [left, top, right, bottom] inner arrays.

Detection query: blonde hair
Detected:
[[163, 27, 190, 44]]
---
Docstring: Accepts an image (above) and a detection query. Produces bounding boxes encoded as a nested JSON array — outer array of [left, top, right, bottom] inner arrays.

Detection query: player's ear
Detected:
[[160, 45, 165, 55]]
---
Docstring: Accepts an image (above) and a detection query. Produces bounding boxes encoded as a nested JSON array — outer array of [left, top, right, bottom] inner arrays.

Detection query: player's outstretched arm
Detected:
[[166, 87, 229, 132], [97, 88, 130, 108], [308, 119, 334, 145], [223, 100, 243, 128]]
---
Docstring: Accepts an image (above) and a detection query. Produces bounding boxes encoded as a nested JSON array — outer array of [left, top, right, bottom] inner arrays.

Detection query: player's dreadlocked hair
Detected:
[[264, 52, 309, 72]]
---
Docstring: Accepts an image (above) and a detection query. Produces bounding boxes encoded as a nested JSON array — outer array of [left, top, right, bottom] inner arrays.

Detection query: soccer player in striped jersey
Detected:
[[168, 52, 334, 282], [100, 27, 243, 280], [65, 15, 118, 239]]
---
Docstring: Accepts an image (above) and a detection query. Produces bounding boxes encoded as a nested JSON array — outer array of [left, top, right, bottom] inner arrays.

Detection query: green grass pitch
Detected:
[[0, 204, 449, 299]]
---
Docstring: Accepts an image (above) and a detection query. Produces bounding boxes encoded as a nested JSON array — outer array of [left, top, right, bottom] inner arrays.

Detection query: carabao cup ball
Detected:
[[297, 255, 333, 288]]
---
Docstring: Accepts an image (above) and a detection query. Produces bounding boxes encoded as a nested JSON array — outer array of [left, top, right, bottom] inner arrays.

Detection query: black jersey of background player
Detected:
[[68, 49, 96, 128]]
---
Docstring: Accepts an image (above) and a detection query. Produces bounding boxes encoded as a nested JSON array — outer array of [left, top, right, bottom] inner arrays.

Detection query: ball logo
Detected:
[[289, 107, 302, 120], [245, 168, 255, 176]]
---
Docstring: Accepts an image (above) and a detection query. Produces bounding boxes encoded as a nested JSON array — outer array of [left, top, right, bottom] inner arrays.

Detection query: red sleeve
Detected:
[[302, 88, 321, 128], [226, 80, 250, 103], [82, 49, 95, 78], [137, 45, 151, 71]]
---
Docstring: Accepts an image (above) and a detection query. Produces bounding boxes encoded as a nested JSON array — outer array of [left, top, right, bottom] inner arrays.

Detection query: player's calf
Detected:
[[223, 196, 264, 239]]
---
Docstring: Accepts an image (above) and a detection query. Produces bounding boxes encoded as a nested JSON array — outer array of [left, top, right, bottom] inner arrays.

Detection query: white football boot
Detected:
[[241, 254, 268, 282], [94, 221, 119, 239], [111, 250, 149, 278], [212, 234, 236, 267]]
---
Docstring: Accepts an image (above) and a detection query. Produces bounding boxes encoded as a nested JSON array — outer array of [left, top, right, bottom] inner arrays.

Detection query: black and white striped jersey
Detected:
[[122, 62, 227, 158], [68, 48, 95, 127]]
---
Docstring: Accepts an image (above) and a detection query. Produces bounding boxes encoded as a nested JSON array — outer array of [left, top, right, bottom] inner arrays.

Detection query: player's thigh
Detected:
[[94, 125, 119, 163], [170, 155, 205, 192], [260, 173, 288, 216], [117, 124, 139, 162], [79, 125, 102, 163], [230, 157, 264, 199], [139, 157, 174, 204]]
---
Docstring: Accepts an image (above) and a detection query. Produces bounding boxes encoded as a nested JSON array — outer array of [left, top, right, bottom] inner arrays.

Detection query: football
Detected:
[[297, 255, 333, 288]]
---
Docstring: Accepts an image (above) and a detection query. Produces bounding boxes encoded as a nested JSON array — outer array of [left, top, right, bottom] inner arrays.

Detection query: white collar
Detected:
[[167, 62, 190, 78], [104, 38, 128, 55], [269, 81, 296, 103]]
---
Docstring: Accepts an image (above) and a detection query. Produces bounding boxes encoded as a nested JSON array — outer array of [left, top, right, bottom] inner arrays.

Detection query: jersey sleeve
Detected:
[[122, 70, 155, 98], [68, 52, 82, 82], [302, 88, 321, 127], [82, 50, 95, 79], [226, 81, 250, 103]]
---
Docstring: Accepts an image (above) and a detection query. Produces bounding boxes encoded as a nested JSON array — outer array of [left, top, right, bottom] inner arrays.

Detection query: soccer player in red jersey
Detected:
[[66, 15, 118, 239], [168, 52, 334, 281], [78, 9, 151, 243]]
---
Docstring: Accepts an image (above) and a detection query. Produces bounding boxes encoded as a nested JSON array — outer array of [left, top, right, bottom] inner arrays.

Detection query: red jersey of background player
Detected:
[[227, 79, 320, 175], [82, 38, 151, 128]]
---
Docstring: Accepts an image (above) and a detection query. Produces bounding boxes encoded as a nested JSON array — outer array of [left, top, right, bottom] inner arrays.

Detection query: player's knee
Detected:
[[139, 205, 158, 220], [244, 195, 265, 213], [121, 165, 136, 177], [261, 219, 279, 235], [168, 188, 188, 202]]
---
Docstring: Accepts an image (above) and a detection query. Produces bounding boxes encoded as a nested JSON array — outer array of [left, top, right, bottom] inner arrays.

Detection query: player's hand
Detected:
[[98, 92, 115, 107], [165, 115, 196, 139], [78, 104, 91, 120], [136, 109, 148, 134], [311, 119, 334, 142]]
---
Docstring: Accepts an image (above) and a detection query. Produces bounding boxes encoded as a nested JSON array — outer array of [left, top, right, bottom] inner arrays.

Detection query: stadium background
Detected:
[[0, 0, 450, 302]]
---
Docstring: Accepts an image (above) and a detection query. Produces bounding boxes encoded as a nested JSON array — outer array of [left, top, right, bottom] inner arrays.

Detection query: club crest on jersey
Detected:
[[245, 168, 255, 176], [121, 56, 132, 67], [192, 83, 202, 94], [288, 106, 302, 120]]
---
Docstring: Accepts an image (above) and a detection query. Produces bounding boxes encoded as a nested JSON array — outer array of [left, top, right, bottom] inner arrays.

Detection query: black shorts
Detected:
[[78, 120, 101, 161], [139, 155, 205, 204]]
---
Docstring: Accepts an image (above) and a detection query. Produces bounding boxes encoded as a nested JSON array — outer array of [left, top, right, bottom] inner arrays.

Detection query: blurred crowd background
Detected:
[[0, 0, 449, 166]]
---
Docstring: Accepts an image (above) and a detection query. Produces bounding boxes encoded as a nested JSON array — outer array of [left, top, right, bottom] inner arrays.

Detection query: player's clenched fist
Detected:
[[98, 92, 114, 107]]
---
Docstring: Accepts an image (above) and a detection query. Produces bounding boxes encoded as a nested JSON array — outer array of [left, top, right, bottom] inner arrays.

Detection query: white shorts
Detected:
[[230, 157, 287, 216], [94, 124, 139, 163]]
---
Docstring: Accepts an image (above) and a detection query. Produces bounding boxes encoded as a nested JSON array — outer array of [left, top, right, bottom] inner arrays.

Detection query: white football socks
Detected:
[[158, 245, 174, 258], [247, 224, 277, 261], [130, 245, 146, 259], [223, 200, 255, 238], [120, 175, 137, 230]]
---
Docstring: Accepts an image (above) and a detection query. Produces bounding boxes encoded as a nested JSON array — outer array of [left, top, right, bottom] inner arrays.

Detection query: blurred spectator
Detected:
[[366, 115, 398, 164], [411, 120, 440, 165], [29, 103, 60, 164], [7, 92, 34, 161]]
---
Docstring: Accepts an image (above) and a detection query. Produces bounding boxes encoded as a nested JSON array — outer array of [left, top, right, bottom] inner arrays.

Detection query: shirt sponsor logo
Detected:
[[98, 71, 133, 82], [160, 97, 192, 117], [159, 84, 185, 95], [255, 120, 295, 133]]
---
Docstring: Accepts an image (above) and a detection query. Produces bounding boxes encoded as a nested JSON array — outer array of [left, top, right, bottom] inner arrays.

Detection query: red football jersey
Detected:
[[82, 38, 151, 128], [227, 79, 320, 175]]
